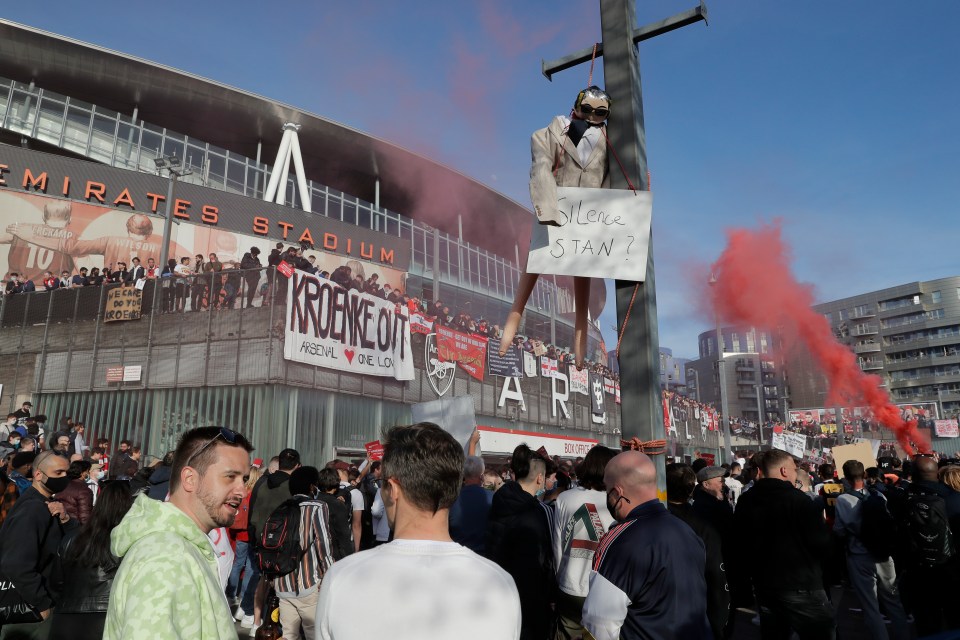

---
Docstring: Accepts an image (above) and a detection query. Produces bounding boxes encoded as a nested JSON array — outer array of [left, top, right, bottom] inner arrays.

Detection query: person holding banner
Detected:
[[499, 87, 612, 369]]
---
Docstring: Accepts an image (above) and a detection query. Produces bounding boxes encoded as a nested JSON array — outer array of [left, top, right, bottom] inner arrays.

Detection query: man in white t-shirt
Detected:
[[330, 460, 365, 552], [552, 445, 618, 639], [316, 423, 520, 640]]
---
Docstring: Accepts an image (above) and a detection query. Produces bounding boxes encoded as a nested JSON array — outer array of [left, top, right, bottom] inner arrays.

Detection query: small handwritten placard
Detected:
[[526, 187, 652, 281]]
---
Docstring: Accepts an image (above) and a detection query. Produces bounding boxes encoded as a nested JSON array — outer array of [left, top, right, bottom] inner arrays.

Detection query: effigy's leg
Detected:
[[499, 272, 541, 356], [573, 276, 591, 369]]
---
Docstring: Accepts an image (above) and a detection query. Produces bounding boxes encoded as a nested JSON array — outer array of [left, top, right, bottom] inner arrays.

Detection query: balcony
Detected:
[[850, 324, 879, 336], [859, 359, 884, 371], [853, 342, 881, 354], [850, 307, 877, 319]]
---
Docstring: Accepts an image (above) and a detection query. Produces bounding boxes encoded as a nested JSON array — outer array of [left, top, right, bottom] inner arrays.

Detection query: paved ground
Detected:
[[231, 585, 960, 639]]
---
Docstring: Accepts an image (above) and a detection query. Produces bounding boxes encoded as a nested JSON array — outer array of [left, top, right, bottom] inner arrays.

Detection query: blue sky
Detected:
[[7, 1, 959, 359]]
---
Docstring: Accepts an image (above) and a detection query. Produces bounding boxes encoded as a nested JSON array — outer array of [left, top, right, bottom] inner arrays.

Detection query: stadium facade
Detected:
[[0, 21, 728, 462]]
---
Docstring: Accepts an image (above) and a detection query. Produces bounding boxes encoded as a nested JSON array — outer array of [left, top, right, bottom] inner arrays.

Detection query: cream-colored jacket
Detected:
[[529, 116, 610, 225]]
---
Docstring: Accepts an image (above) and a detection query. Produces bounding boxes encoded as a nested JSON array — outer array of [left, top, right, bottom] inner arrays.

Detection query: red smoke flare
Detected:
[[708, 222, 931, 454]]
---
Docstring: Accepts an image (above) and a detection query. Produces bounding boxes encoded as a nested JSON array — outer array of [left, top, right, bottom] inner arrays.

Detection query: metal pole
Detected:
[[715, 313, 733, 462], [756, 382, 765, 449], [601, 0, 664, 499], [159, 173, 176, 275]]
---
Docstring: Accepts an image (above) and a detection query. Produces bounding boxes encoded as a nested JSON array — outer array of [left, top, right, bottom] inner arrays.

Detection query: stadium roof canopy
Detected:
[[0, 19, 534, 257]]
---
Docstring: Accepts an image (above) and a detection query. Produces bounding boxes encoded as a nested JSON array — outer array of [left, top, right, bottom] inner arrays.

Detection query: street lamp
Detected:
[[709, 273, 734, 464], [154, 156, 192, 273]]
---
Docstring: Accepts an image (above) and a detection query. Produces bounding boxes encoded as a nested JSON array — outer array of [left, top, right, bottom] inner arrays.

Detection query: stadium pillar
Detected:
[[542, 0, 707, 498]]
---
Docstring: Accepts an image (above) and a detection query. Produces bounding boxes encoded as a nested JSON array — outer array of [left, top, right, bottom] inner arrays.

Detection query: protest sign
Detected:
[[569, 365, 589, 395], [364, 440, 385, 461], [935, 419, 959, 437], [526, 186, 653, 282], [277, 261, 294, 278], [831, 441, 877, 472], [771, 431, 806, 458], [284, 269, 414, 380], [435, 325, 487, 382], [412, 396, 477, 452], [104, 286, 142, 322], [487, 338, 522, 378], [523, 351, 538, 377]]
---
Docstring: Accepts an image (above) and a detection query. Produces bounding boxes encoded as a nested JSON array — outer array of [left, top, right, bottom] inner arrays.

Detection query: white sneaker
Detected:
[[240, 615, 255, 628], [248, 624, 259, 637], [233, 606, 246, 622]]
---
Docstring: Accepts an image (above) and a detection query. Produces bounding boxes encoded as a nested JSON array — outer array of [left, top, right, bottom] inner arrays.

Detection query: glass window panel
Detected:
[[35, 97, 65, 145], [226, 159, 245, 194], [343, 200, 357, 225], [206, 152, 225, 190], [6, 90, 36, 133], [138, 131, 162, 172], [0, 81, 9, 121], [62, 105, 92, 153], [114, 123, 140, 169], [162, 135, 185, 163], [89, 113, 117, 162], [357, 205, 371, 230], [185, 143, 206, 178], [246, 165, 263, 198]]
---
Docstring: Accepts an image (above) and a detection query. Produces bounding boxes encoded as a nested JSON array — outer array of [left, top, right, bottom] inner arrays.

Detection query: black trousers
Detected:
[[756, 588, 836, 640]]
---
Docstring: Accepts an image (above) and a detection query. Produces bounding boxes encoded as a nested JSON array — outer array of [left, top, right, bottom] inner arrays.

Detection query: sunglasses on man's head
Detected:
[[579, 104, 609, 118], [185, 427, 239, 468]]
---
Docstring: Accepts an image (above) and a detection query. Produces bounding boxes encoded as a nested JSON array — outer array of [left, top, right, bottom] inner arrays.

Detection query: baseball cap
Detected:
[[697, 466, 725, 483], [252, 457, 264, 469], [328, 460, 351, 471]]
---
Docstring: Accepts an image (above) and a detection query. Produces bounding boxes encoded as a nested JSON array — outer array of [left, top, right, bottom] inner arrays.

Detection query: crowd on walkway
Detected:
[[0, 399, 959, 639]]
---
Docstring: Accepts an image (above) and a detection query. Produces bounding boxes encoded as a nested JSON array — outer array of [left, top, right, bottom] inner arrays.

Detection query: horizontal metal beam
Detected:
[[541, 1, 708, 81]]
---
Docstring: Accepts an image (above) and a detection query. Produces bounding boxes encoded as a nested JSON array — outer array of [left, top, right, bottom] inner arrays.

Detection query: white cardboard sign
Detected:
[[526, 186, 653, 281]]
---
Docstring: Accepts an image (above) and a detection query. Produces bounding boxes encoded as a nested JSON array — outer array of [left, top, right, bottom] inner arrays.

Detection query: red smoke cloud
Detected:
[[708, 222, 930, 454]]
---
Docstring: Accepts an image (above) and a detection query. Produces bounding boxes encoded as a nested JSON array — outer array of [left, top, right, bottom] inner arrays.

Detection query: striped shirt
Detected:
[[273, 496, 335, 598]]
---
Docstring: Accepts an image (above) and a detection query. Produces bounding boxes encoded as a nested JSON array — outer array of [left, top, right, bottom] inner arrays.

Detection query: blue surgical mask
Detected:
[[535, 488, 546, 499]]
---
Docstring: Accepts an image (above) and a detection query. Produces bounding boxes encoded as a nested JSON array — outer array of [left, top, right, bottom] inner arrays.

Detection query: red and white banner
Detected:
[[540, 357, 559, 379], [436, 325, 487, 382], [603, 377, 615, 395], [569, 366, 589, 395], [935, 419, 959, 438], [663, 397, 672, 435], [409, 312, 434, 335], [615, 382, 621, 405]]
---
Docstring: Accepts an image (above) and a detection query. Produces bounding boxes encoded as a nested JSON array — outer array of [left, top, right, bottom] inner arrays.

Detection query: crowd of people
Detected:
[[1, 397, 958, 639]]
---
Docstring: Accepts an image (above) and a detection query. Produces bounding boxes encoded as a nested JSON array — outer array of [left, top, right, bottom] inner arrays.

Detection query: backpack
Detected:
[[820, 481, 843, 521], [255, 496, 306, 577], [905, 491, 955, 566], [847, 488, 897, 561]]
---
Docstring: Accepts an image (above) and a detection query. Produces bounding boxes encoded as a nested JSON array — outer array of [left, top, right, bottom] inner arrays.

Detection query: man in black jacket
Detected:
[[0, 450, 78, 631], [239, 247, 261, 308], [666, 463, 729, 640], [487, 444, 555, 640], [314, 467, 355, 561], [733, 449, 835, 639]]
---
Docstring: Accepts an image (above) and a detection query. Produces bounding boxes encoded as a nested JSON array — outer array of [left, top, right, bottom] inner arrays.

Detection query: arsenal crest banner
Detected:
[[409, 312, 434, 335], [284, 269, 414, 380], [436, 325, 488, 382]]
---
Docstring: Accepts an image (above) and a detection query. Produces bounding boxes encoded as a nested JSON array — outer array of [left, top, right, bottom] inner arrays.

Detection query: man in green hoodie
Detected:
[[104, 426, 253, 640]]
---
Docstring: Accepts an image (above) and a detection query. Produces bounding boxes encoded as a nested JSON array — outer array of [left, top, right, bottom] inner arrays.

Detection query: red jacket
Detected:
[[55, 479, 93, 525]]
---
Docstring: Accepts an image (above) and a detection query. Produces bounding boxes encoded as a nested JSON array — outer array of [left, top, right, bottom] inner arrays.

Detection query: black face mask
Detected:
[[42, 473, 70, 495]]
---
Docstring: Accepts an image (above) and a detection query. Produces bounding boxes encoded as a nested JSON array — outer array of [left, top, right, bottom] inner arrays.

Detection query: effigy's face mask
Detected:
[[575, 95, 610, 125]]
